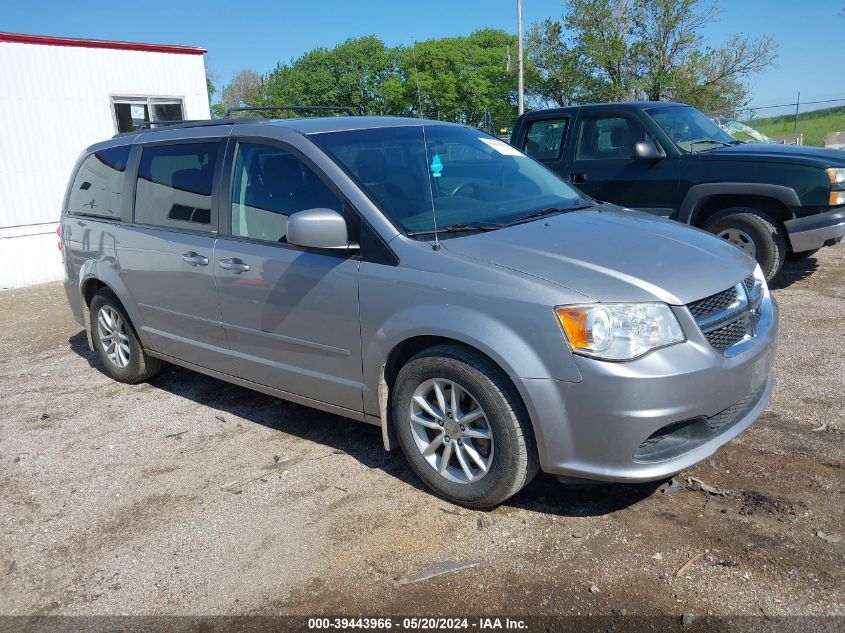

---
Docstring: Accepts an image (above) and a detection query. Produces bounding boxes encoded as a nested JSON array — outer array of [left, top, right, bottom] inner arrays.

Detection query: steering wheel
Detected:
[[450, 182, 479, 198]]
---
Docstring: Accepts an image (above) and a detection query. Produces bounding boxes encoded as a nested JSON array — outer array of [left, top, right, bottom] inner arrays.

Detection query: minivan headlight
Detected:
[[555, 303, 685, 361]]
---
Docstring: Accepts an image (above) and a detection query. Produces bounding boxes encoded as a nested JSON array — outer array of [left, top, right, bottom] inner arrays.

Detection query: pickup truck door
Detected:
[[565, 109, 680, 217]]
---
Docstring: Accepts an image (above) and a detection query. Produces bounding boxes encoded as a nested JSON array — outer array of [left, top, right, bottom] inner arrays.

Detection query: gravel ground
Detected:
[[0, 245, 843, 625]]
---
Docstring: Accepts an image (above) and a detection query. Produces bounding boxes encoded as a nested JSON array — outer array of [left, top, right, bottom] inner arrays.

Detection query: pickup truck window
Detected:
[[647, 105, 736, 153], [576, 115, 651, 160], [524, 118, 568, 160]]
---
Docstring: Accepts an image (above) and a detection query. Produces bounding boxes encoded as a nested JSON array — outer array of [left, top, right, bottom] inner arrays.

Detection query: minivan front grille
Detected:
[[705, 318, 750, 353], [687, 275, 763, 356], [687, 287, 740, 321], [634, 382, 767, 462], [743, 274, 755, 293]]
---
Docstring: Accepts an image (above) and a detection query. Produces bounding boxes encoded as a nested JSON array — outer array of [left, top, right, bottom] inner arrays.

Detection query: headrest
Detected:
[[610, 126, 629, 148], [170, 168, 211, 195]]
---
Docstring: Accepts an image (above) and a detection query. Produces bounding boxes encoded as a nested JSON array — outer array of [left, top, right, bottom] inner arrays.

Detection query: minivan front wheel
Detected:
[[392, 344, 538, 508], [89, 290, 162, 383], [703, 208, 786, 281]]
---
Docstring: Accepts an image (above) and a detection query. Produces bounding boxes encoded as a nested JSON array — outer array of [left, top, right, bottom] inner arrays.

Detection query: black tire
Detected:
[[786, 248, 819, 261], [392, 343, 539, 508], [89, 290, 162, 383], [702, 208, 786, 282]]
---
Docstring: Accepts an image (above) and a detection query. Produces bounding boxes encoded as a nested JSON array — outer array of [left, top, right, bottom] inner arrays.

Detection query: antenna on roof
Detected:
[[411, 39, 441, 252]]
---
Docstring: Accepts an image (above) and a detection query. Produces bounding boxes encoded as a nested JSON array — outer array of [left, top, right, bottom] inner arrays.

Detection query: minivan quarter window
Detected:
[[230, 142, 342, 243], [134, 142, 220, 231], [67, 145, 132, 220]]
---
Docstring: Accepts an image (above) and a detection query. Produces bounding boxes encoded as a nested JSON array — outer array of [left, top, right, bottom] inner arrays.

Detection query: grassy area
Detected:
[[743, 105, 845, 147]]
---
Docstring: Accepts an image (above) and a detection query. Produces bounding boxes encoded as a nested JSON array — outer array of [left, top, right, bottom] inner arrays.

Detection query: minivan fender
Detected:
[[78, 261, 149, 349], [678, 183, 800, 225], [362, 304, 583, 448]]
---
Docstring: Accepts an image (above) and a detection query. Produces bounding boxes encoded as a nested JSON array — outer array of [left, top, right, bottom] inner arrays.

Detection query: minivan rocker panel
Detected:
[[62, 116, 778, 508]]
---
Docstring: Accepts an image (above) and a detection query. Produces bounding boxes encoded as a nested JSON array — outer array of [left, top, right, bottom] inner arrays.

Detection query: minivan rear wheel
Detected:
[[392, 343, 538, 508], [89, 290, 162, 383], [703, 208, 785, 281]]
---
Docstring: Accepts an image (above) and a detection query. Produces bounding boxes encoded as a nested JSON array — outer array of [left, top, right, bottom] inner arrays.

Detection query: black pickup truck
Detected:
[[510, 102, 845, 280]]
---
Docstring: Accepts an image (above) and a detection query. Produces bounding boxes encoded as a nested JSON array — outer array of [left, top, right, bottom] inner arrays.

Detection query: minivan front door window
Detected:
[[230, 143, 342, 243]]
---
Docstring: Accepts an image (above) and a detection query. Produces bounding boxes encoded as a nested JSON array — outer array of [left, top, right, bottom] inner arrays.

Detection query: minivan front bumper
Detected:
[[517, 296, 779, 482]]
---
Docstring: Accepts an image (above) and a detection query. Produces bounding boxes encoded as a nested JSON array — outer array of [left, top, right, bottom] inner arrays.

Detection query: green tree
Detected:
[[392, 29, 518, 130], [214, 69, 265, 117], [264, 36, 396, 115], [524, 18, 582, 106], [527, 0, 777, 113]]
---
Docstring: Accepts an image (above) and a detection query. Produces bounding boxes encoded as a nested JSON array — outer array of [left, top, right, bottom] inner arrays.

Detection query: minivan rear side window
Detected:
[[67, 146, 132, 220], [134, 142, 220, 231]]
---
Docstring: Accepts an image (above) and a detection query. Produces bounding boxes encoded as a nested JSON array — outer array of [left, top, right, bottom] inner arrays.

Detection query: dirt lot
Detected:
[[0, 246, 843, 627]]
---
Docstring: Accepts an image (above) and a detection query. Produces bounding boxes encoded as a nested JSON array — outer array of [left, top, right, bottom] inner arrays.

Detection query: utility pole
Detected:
[[517, 0, 524, 115], [793, 91, 800, 135]]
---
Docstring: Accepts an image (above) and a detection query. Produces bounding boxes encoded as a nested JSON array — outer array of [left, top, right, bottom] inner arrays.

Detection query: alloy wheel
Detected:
[[97, 305, 131, 368], [409, 378, 494, 484]]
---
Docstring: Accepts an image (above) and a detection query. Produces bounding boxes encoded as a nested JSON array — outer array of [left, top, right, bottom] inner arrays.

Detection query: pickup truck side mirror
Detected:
[[287, 208, 359, 251], [633, 140, 664, 160]]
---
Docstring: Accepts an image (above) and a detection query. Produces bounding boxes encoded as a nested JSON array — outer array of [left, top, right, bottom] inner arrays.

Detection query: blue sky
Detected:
[[5, 0, 843, 115]]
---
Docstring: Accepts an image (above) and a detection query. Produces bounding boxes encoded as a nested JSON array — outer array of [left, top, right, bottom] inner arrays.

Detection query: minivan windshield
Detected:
[[647, 105, 738, 153], [309, 124, 586, 236]]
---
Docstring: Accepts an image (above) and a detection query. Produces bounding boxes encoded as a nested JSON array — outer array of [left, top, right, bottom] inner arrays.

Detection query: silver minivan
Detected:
[[61, 116, 778, 507]]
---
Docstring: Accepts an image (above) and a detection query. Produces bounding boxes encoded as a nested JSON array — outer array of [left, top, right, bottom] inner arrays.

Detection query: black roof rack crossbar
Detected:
[[113, 117, 265, 137], [226, 105, 358, 117]]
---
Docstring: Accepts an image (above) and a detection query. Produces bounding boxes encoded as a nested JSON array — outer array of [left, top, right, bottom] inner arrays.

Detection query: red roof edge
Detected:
[[0, 32, 206, 55]]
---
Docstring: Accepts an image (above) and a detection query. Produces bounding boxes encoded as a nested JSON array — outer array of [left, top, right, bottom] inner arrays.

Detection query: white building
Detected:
[[0, 32, 211, 289]]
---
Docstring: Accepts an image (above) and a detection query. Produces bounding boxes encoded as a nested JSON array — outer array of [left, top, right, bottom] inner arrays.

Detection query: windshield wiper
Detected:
[[508, 200, 593, 226], [406, 221, 506, 237], [689, 138, 733, 152]]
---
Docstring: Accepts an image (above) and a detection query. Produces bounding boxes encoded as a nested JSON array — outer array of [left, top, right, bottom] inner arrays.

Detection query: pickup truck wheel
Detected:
[[392, 343, 538, 508], [786, 248, 819, 261], [89, 290, 162, 383], [703, 208, 786, 281]]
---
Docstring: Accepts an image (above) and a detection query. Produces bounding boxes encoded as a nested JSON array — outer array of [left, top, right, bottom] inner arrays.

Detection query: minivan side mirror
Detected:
[[287, 208, 359, 251], [633, 140, 664, 160]]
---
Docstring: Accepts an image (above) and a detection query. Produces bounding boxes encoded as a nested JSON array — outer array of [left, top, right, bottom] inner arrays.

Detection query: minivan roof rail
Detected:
[[112, 117, 265, 138], [226, 105, 358, 117]]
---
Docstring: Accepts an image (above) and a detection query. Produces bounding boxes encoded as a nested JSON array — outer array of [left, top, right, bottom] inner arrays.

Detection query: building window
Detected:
[[112, 97, 185, 133]]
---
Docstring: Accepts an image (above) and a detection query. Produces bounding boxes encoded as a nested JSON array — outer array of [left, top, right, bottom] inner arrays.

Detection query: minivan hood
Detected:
[[704, 143, 845, 167], [441, 206, 755, 305]]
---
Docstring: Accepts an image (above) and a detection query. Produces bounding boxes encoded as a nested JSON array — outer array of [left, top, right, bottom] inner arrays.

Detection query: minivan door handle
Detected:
[[181, 251, 209, 266], [219, 257, 250, 274], [570, 172, 588, 184]]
